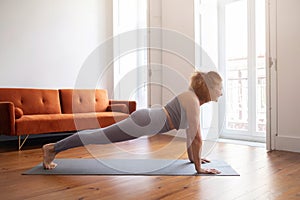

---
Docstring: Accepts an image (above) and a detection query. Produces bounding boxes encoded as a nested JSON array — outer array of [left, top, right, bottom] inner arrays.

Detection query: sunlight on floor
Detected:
[[218, 138, 266, 148]]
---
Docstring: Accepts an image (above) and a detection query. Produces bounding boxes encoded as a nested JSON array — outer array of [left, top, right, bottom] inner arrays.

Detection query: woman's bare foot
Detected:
[[42, 143, 57, 170]]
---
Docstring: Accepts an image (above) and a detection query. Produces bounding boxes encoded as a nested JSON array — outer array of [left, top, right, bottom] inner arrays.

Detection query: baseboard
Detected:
[[275, 135, 300, 153]]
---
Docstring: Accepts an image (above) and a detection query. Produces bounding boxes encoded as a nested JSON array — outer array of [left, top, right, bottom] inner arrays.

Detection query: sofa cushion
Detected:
[[15, 112, 129, 135], [0, 88, 61, 115], [60, 89, 109, 114], [14, 107, 23, 119]]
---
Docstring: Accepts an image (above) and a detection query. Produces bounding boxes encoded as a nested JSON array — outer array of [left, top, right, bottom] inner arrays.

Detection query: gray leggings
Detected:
[[54, 108, 171, 153]]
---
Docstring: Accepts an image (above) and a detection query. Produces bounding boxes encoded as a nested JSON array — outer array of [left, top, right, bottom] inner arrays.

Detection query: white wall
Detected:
[[268, 0, 300, 152], [0, 0, 113, 90], [148, 0, 163, 107], [161, 0, 195, 104], [148, 0, 195, 106]]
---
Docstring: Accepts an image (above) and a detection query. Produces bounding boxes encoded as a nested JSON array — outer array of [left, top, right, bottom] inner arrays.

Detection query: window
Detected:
[[195, 0, 266, 142], [220, 0, 266, 142], [113, 0, 148, 109]]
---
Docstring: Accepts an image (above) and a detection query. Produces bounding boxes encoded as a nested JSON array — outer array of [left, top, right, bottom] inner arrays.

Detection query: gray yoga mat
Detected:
[[23, 159, 239, 176]]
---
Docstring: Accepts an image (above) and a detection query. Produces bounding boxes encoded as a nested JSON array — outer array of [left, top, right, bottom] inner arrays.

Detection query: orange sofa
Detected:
[[0, 88, 136, 149]]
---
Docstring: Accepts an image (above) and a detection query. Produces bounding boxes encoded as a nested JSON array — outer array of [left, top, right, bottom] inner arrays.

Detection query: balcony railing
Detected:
[[225, 56, 266, 134]]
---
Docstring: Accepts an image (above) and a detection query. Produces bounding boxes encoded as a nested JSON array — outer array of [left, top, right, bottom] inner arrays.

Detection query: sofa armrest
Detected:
[[108, 100, 136, 114], [107, 104, 129, 113], [0, 102, 15, 135]]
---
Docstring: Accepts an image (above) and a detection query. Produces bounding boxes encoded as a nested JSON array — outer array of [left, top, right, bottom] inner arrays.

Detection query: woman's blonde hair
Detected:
[[189, 71, 222, 103]]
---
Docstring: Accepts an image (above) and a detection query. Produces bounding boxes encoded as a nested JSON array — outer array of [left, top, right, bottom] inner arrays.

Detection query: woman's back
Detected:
[[165, 90, 200, 130]]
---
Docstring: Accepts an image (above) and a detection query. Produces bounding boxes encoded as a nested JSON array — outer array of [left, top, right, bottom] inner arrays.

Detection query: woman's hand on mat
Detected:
[[197, 168, 221, 174], [201, 158, 210, 164]]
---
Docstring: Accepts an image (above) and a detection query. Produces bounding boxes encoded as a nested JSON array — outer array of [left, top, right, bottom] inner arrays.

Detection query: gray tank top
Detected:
[[164, 97, 188, 130]]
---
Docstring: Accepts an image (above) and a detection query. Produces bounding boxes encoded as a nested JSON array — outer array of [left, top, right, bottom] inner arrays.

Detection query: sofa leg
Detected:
[[18, 135, 29, 150]]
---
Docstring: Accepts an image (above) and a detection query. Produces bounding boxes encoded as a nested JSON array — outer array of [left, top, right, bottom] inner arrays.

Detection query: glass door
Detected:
[[219, 0, 266, 142]]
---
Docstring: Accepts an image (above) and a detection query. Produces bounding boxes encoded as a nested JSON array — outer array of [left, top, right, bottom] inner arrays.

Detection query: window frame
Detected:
[[218, 0, 266, 142], [113, 0, 148, 109]]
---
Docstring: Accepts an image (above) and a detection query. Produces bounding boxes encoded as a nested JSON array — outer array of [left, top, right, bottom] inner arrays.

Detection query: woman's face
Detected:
[[210, 82, 223, 102]]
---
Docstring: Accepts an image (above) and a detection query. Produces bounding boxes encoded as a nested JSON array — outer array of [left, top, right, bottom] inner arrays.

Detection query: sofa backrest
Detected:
[[0, 88, 61, 115], [59, 89, 109, 114]]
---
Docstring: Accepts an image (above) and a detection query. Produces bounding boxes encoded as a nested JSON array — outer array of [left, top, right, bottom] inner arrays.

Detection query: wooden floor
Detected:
[[1, 134, 300, 200]]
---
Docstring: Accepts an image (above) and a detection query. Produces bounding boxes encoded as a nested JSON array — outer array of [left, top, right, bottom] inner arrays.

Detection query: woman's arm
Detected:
[[187, 122, 220, 174], [187, 134, 210, 164], [190, 129, 202, 173], [182, 93, 202, 172], [186, 136, 194, 163], [180, 92, 220, 174]]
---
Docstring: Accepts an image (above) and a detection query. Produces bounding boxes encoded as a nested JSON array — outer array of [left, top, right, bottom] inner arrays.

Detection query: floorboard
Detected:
[[0, 134, 300, 200]]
